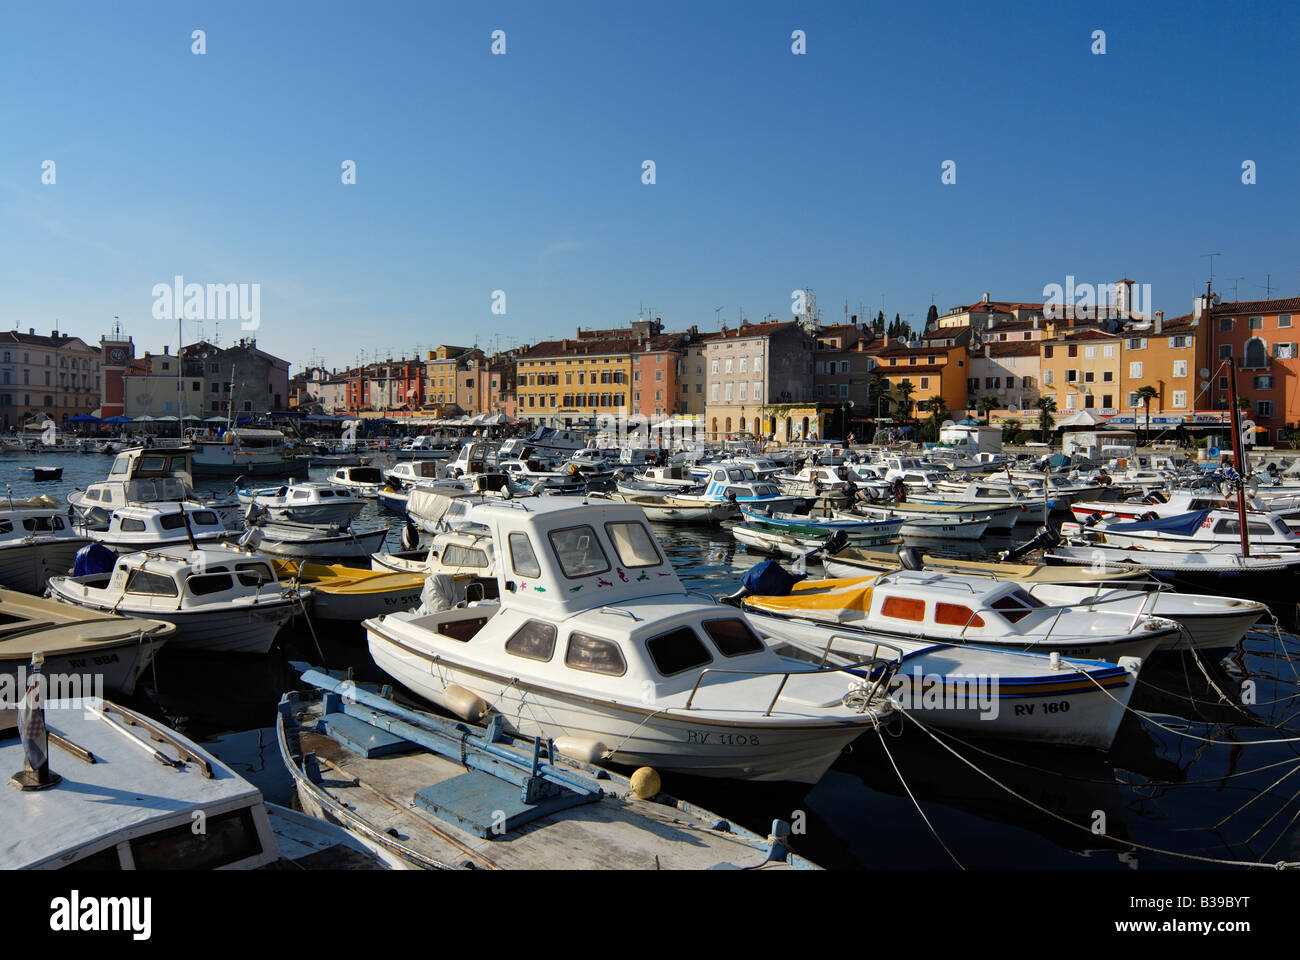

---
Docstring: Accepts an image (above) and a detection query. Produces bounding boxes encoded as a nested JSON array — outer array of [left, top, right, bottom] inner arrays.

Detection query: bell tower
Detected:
[[99, 318, 135, 419]]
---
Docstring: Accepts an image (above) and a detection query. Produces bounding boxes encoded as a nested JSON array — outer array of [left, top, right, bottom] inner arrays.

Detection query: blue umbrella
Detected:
[[66, 414, 101, 423]]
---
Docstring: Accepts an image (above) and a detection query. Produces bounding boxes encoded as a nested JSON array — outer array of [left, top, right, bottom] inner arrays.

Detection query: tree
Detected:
[[875, 310, 885, 333], [977, 395, 999, 423], [1035, 395, 1057, 444], [868, 372, 890, 414], [1283, 423, 1300, 451], [895, 381, 915, 419], [1135, 385, 1159, 445], [923, 397, 950, 441], [926, 303, 939, 331]]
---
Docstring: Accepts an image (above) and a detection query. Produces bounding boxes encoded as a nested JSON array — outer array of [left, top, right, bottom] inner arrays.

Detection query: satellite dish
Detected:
[[941, 420, 956, 429], [1212, 294, 1222, 306], [1199, 368, 1210, 378], [1199, 381, 1211, 391]]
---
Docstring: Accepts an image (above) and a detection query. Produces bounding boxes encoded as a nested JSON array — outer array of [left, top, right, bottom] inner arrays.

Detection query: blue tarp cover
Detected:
[[743, 560, 806, 596], [73, 543, 118, 577], [1105, 508, 1210, 536]]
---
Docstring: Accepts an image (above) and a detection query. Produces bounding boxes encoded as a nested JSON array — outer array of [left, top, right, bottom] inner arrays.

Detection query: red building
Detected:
[[1202, 295, 1300, 445]]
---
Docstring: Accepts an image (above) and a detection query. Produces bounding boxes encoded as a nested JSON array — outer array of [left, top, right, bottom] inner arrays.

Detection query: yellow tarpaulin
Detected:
[[743, 575, 880, 614]]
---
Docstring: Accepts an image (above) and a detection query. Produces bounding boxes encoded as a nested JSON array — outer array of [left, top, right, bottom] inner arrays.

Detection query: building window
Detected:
[[1218, 345, 1232, 360], [1219, 317, 1233, 331], [1103, 345, 1115, 358], [1254, 375, 1274, 389], [1281, 315, 1293, 328], [1244, 338, 1269, 369], [1249, 317, 1263, 330], [1172, 390, 1187, 408], [1084, 346, 1096, 359], [1170, 335, 1190, 348], [1173, 360, 1187, 378], [1258, 400, 1274, 417]]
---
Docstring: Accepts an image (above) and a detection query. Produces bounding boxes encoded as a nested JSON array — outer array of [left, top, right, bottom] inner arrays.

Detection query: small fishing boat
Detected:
[[68, 446, 242, 530], [385, 460, 446, 489], [730, 522, 895, 561], [736, 569, 1176, 663], [82, 502, 233, 553], [376, 485, 410, 513], [278, 670, 818, 869], [0, 496, 93, 593], [1060, 508, 1300, 551], [46, 545, 298, 655], [592, 489, 737, 523], [272, 558, 424, 622], [364, 497, 899, 784], [850, 501, 1002, 538], [0, 588, 173, 697], [19, 465, 63, 482], [1, 696, 385, 869], [237, 481, 365, 526], [247, 520, 390, 563], [328, 465, 386, 498], [822, 545, 1150, 587]]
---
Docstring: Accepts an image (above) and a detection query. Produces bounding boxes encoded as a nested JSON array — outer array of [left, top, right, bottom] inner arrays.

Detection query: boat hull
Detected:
[[0, 539, 90, 592], [368, 627, 871, 784], [1, 636, 165, 698]]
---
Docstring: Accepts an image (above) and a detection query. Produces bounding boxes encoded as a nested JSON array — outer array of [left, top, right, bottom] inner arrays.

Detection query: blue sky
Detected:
[[1, 0, 1296, 372]]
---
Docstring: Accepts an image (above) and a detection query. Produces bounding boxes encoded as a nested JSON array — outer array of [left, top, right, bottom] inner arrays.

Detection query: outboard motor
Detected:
[[720, 559, 807, 606], [1137, 511, 1159, 522], [994, 524, 1061, 562], [897, 545, 924, 570], [822, 529, 850, 556], [401, 519, 420, 551], [1083, 512, 1102, 527]]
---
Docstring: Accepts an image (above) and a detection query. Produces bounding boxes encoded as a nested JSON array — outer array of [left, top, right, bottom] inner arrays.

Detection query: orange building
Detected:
[[865, 331, 969, 418], [1039, 328, 1121, 416]]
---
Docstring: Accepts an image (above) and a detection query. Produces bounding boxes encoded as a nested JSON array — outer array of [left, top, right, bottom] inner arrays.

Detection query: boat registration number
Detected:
[[1013, 701, 1070, 716], [686, 730, 759, 746], [65, 654, 120, 667]]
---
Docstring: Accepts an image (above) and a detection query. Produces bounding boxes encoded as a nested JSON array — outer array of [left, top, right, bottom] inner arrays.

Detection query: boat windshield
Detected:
[[549, 525, 611, 578]]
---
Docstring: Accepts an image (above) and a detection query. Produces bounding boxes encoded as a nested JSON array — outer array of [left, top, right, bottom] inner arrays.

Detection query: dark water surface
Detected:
[[10, 449, 1300, 869]]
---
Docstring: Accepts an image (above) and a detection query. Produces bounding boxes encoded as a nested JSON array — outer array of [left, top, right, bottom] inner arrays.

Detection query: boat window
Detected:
[[1212, 519, 1276, 537], [548, 525, 611, 579], [125, 569, 179, 597], [934, 603, 985, 628], [505, 620, 556, 661], [235, 562, 275, 586], [508, 532, 541, 578], [604, 521, 662, 568], [131, 807, 263, 870], [0, 520, 10, 533], [292, 490, 310, 499], [119, 518, 147, 533], [159, 512, 187, 530], [565, 632, 627, 676], [723, 486, 750, 499], [191, 511, 219, 526], [110, 458, 130, 475], [880, 595, 926, 622], [21, 516, 60, 532], [139, 456, 167, 472], [702, 618, 765, 657], [990, 590, 1044, 624], [646, 627, 713, 677], [318, 489, 334, 497], [85, 489, 101, 501], [188, 572, 234, 596], [443, 545, 490, 569]]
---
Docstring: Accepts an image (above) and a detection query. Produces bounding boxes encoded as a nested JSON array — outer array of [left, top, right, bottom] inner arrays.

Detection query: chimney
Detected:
[[28, 328, 34, 336], [51, 329, 59, 339], [1154, 311, 1164, 334], [985, 344, 991, 358], [1033, 316, 1039, 330], [1193, 296, 1204, 320], [163, 345, 169, 355]]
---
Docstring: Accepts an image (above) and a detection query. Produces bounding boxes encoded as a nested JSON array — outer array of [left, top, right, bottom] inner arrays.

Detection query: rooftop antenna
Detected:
[[1228, 277, 1245, 301], [1258, 274, 1275, 299], [1202, 252, 1221, 286], [714, 306, 724, 329]]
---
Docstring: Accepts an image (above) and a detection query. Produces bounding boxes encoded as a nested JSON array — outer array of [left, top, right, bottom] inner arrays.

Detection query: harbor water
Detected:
[[11, 449, 1300, 870]]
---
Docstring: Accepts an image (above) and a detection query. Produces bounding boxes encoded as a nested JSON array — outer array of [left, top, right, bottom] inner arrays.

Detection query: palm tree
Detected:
[[925, 397, 950, 441], [868, 372, 890, 416], [1035, 395, 1057, 444], [1135, 385, 1159, 446], [977, 395, 999, 424], [895, 382, 915, 419]]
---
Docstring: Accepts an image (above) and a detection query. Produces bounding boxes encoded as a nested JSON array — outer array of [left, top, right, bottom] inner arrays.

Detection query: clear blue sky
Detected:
[[1, 0, 1296, 373]]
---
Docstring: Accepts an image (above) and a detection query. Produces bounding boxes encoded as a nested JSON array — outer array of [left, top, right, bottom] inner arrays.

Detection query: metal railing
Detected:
[[683, 642, 903, 717]]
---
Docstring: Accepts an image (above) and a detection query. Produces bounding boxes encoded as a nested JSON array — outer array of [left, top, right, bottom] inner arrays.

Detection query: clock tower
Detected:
[[100, 320, 135, 419]]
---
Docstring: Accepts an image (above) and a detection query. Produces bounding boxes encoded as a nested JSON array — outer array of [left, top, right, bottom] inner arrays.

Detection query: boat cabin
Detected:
[[87, 546, 280, 605]]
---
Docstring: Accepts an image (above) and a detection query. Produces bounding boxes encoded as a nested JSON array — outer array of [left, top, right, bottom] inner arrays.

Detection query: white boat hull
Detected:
[[368, 628, 869, 783], [0, 540, 90, 592]]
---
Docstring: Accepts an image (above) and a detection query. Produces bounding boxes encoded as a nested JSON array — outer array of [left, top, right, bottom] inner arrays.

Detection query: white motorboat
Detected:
[[0, 496, 92, 593], [328, 465, 386, 498], [593, 489, 737, 523], [849, 503, 992, 540], [238, 480, 365, 525], [497, 426, 587, 460], [364, 498, 899, 784], [385, 460, 447, 489], [246, 520, 391, 563], [737, 570, 1177, 663], [190, 427, 308, 478], [46, 545, 298, 655], [1060, 508, 1300, 551], [67, 446, 243, 530], [774, 465, 855, 499], [81, 502, 232, 553], [1, 696, 384, 869], [0, 588, 173, 697], [757, 624, 1142, 751]]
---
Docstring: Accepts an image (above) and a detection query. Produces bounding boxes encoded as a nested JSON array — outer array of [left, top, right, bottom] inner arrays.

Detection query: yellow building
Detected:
[[515, 336, 633, 427], [865, 334, 970, 418], [1039, 327, 1121, 416]]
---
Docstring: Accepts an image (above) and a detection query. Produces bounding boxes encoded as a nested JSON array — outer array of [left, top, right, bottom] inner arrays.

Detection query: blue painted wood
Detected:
[[321, 712, 415, 758], [414, 770, 598, 839]]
